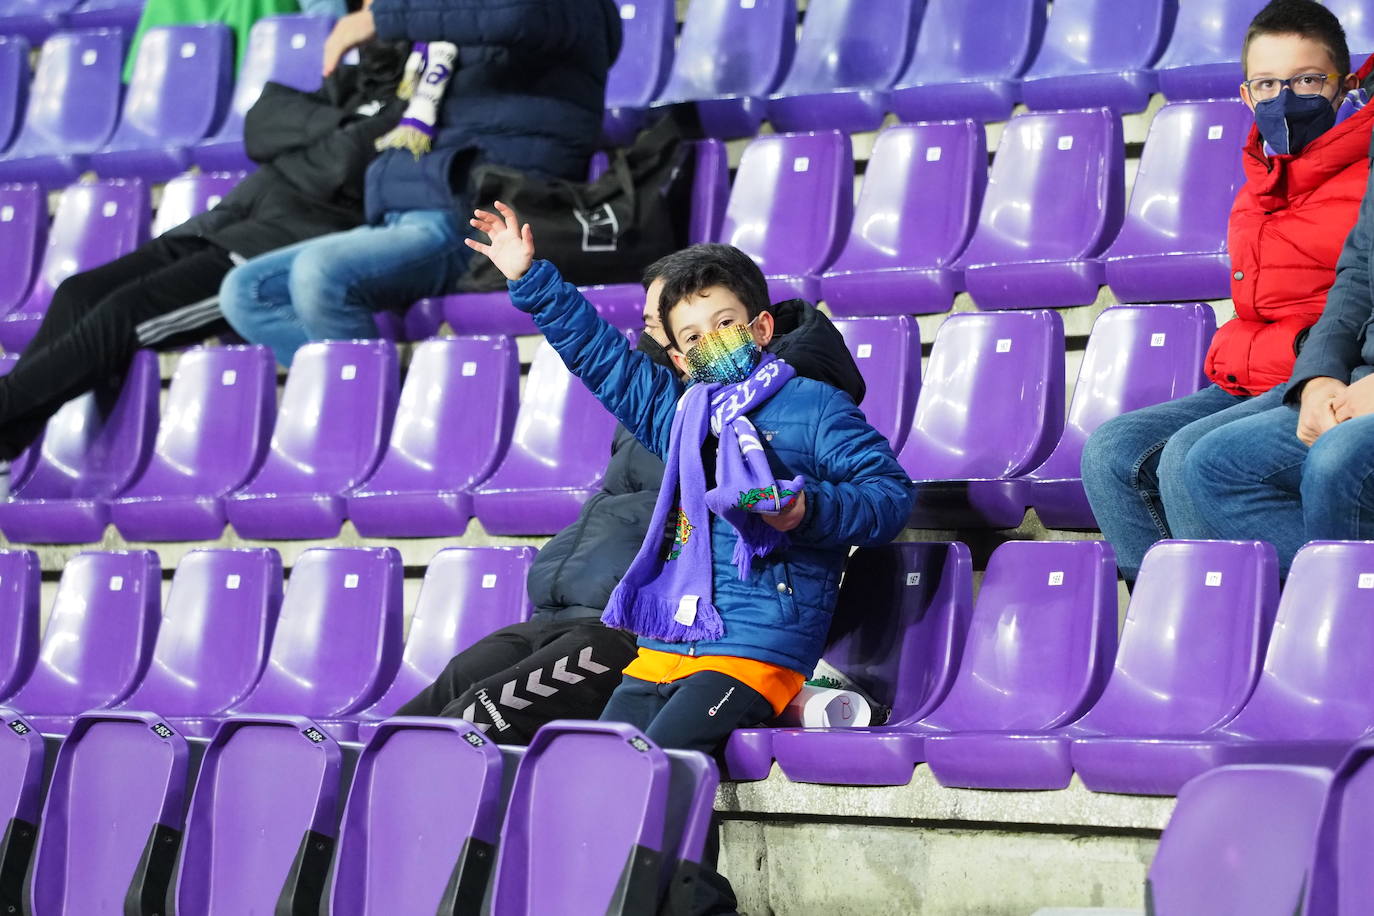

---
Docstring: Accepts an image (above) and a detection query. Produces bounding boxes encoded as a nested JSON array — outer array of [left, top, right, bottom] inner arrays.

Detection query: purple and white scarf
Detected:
[[374, 41, 456, 158], [601, 354, 804, 643]]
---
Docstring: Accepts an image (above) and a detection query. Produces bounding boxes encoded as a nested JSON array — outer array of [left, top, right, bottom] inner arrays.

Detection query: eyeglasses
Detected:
[[1242, 72, 1341, 101]]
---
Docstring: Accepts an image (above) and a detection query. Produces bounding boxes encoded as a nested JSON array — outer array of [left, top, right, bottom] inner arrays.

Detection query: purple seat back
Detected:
[[101, 24, 232, 153], [118, 549, 283, 717], [6, 551, 160, 717], [923, 540, 1117, 732], [661, 750, 719, 877], [1329, 2, 1374, 56], [1028, 304, 1214, 481], [0, 551, 39, 703], [235, 339, 398, 498], [1222, 542, 1374, 740], [174, 715, 343, 916], [0, 183, 45, 319], [831, 317, 921, 451], [0, 37, 29, 153], [890, 0, 1047, 122], [1149, 765, 1330, 915], [330, 718, 509, 915], [66, 0, 145, 31], [0, 708, 46, 835], [897, 310, 1065, 480], [1155, 0, 1269, 99], [1307, 740, 1374, 913], [1103, 100, 1253, 302], [29, 712, 190, 915], [958, 108, 1125, 271], [605, 0, 674, 110], [0, 356, 37, 490], [151, 169, 244, 236], [6, 179, 150, 338], [491, 721, 672, 916], [825, 542, 973, 726], [233, 547, 403, 718], [360, 547, 536, 721], [657, 0, 795, 102], [771, 0, 921, 98], [720, 131, 853, 280], [4, 28, 122, 160], [6, 349, 158, 503], [689, 138, 729, 245], [1021, 0, 1177, 110], [1075, 540, 1280, 737]]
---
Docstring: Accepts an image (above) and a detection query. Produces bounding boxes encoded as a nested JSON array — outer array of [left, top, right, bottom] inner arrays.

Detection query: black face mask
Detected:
[[636, 331, 674, 370]]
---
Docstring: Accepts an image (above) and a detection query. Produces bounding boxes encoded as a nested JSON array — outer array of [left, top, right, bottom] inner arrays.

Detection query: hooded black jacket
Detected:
[[166, 41, 409, 260], [526, 299, 865, 622]]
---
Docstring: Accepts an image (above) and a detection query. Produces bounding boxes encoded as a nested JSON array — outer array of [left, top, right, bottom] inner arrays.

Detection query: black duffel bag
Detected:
[[456, 108, 700, 292]]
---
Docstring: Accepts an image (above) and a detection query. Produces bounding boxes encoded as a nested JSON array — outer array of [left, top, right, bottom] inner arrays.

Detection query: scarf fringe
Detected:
[[602, 589, 726, 643], [731, 520, 791, 578], [375, 122, 435, 158]]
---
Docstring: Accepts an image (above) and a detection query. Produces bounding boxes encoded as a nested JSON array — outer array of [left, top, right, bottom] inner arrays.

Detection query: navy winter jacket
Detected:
[[366, 0, 622, 223], [510, 260, 915, 675]]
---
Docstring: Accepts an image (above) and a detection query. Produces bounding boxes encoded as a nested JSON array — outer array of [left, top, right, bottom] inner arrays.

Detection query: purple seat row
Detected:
[[0, 709, 715, 914], [723, 538, 1374, 801]]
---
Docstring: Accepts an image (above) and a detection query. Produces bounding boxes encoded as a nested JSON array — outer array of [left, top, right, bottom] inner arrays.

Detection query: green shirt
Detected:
[[122, 0, 301, 82]]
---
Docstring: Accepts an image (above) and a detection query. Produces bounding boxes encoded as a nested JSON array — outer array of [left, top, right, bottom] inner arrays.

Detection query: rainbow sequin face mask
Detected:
[[683, 320, 762, 385]]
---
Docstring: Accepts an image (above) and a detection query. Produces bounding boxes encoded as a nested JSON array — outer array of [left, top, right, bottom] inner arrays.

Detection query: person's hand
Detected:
[[322, 9, 376, 77], [762, 491, 806, 532], [465, 202, 535, 281], [1297, 377, 1347, 445], [1332, 373, 1374, 423]]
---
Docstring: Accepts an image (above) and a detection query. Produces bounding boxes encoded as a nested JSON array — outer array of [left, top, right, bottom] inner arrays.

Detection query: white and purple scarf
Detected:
[[374, 41, 456, 158]]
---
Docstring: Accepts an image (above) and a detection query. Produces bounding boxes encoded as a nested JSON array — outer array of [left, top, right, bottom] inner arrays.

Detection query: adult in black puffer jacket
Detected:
[[395, 287, 866, 742]]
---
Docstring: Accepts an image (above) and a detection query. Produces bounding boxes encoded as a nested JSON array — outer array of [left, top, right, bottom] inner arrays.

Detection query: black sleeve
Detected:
[[242, 68, 361, 164], [267, 99, 405, 201]]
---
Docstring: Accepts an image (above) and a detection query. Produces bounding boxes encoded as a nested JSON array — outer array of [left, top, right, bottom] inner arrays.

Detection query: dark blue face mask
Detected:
[[1254, 89, 1339, 156]]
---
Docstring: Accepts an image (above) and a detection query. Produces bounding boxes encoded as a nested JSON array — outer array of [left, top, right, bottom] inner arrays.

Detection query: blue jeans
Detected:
[[1185, 404, 1374, 576], [219, 209, 471, 366], [1080, 384, 1287, 582]]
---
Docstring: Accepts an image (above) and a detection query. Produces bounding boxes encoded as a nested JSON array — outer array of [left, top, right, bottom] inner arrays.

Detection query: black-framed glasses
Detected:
[[1242, 72, 1341, 101]]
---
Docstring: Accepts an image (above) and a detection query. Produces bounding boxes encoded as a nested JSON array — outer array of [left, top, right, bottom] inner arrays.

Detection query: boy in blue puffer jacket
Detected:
[[467, 203, 915, 753]]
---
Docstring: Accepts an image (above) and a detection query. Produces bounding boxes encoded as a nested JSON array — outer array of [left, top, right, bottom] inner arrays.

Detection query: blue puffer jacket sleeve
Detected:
[[789, 386, 915, 549], [372, 0, 621, 58], [508, 260, 683, 457]]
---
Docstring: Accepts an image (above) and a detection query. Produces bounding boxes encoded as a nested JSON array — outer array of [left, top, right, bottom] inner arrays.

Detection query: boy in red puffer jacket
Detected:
[[1082, 0, 1374, 583]]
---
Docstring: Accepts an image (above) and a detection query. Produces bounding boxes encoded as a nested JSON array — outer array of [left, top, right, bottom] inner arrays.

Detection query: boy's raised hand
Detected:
[[465, 202, 534, 282]]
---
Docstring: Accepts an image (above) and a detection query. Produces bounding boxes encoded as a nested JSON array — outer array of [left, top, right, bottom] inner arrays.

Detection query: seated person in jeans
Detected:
[[1080, 0, 1374, 583], [466, 204, 913, 754]]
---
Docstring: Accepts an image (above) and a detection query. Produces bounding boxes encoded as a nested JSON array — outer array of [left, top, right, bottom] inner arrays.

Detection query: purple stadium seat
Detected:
[[0, 37, 29, 154], [0, 28, 123, 186], [1147, 765, 1331, 916], [726, 542, 973, 782], [326, 546, 537, 742], [1065, 542, 1374, 796], [438, 290, 539, 338], [820, 121, 986, 316], [0, 708, 46, 911], [959, 109, 1125, 310], [0, 0, 78, 44], [925, 539, 1277, 790], [0, 552, 38, 703], [192, 14, 332, 172], [652, 0, 796, 139], [602, 0, 675, 146], [766, 0, 922, 133], [3, 550, 160, 735], [0, 355, 38, 491], [1304, 739, 1374, 913], [832, 317, 921, 452], [1104, 100, 1253, 303], [898, 310, 1064, 529], [1021, 303, 1214, 529], [471, 340, 616, 536], [89, 24, 233, 182], [65, 0, 144, 32], [660, 748, 720, 898], [0, 183, 45, 324], [774, 540, 1117, 787], [171, 548, 403, 741], [28, 711, 191, 915], [225, 339, 398, 540], [150, 169, 244, 236], [1154, 0, 1269, 100], [329, 718, 513, 914], [111, 346, 276, 541], [347, 337, 519, 537], [490, 721, 678, 915], [173, 715, 345, 916], [113, 548, 282, 718], [0, 178, 151, 353], [889, 0, 1046, 123], [720, 131, 853, 302], [1020, 0, 1178, 114], [1328, 1, 1374, 59], [0, 350, 158, 544]]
